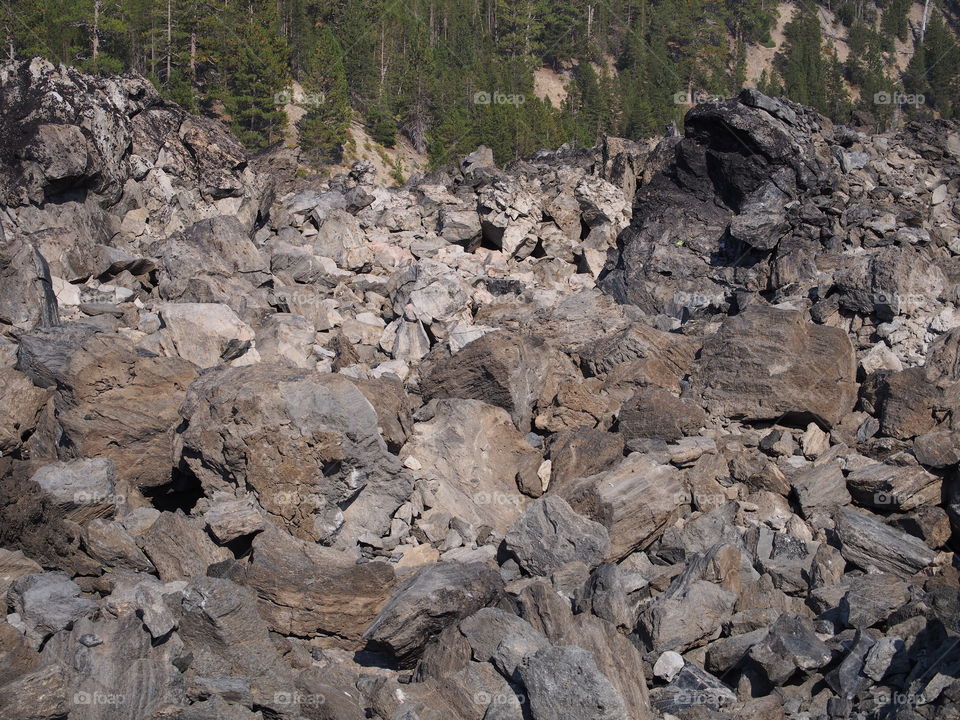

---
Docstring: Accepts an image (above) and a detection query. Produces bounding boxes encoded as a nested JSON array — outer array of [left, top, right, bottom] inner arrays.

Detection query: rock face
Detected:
[[1, 61, 959, 720], [176, 363, 412, 546], [688, 305, 858, 427]]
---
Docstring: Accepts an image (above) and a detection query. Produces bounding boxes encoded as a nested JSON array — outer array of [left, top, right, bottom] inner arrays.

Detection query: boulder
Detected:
[[422, 331, 563, 430], [688, 306, 857, 427], [519, 645, 628, 720], [176, 364, 412, 545], [504, 497, 610, 576], [364, 561, 503, 667], [556, 454, 686, 560]]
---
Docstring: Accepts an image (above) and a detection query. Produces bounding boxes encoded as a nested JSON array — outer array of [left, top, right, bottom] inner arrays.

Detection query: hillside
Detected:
[[6, 0, 959, 170]]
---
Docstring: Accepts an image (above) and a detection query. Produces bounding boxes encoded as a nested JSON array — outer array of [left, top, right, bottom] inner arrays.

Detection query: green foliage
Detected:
[[778, 1, 827, 113], [297, 27, 351, 165], [6, 0, 959, 159]]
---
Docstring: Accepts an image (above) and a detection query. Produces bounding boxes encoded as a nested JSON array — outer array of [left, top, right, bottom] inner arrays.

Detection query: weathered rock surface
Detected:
[[1, 62, 958, 720]]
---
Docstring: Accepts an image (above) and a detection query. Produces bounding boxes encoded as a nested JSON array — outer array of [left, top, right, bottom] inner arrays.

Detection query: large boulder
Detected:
[[400, 399, 540, 535], [504, 496, 610, 576], [18, 329, 199, 489], [687, 305, 857, 427], [364, 561, 503, 667], [176, 363, 413, 545], [421, 331, 566, 430]]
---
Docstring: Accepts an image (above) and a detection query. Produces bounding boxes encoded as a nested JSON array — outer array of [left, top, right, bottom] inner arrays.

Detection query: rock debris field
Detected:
[[1, 57, 960, 720]]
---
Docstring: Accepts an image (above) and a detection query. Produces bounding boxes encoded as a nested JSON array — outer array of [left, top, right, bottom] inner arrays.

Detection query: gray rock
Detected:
[[834, 506, 936, 579], [687, 306, 857, 428], [519, 645, 628, 720], [8, 572, 98, 645], [458, 608, 549, 678], [504, 497, 610, 576], [748, 614, 832, 685]]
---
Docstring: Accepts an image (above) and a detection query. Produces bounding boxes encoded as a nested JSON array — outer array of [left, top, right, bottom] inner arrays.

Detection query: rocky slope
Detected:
[[1, 57, 959, 720]]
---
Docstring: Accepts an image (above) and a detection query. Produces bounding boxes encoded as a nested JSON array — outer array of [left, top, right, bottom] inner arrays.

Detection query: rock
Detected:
[[82, 519, 154, 572], [28, 458, 119, 524], [846, 459, 941, 512], [504, 496, 610, 576], [401, 399, 538, 535], [834, 506, 936, 579], [21, 330, 199, 489], [913, 430, 960, 469], [154, 302, 256, 368], [211, 522, 394, 642], [639, 578, 737, 653], [557, 454, 686, 560], [177, 364, 412, 545], [519, 645, 629, 720], [8, 572, 98, 645], [458, 608, 549, 678], [839, 573, 910, 628], [0, 367, 50, 455], [0, 549, 43, 598], [748, 614, 832, 685], [687, 306, 857, 427], [364, 561, 503, 667], [203, 495, 265, 543], [618, 387, 707, 442], [0, 236, 59, 334], [650, 662, 737, 713], [546, 429, 625, 489], [791, 461, 851, 518], [653, 651, 685, 682], [422, 331, 563, 430], [139, 510, 231, 581]]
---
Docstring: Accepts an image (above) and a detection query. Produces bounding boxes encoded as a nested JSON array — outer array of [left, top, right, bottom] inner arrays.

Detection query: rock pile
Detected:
[[1, 58, 959, 720]]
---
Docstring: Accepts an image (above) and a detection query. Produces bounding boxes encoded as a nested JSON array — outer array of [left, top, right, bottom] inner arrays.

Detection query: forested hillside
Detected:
[[4, 0, 960, 166]]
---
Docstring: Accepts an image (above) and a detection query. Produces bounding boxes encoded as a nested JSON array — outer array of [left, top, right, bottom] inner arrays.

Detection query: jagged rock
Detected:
[[19, 330, 199, 489], [687, 306, 858, 427], [0, 367, 50, 455], [846, 459, 941, 511], [8, 572, 98, 645], [81, 519, 154, 572], [401, 399, 539, 535], [618, 387, 707, 442], [504, 497, 610, 576], [545, 429, 625, 489], [519, 645, 629, 720], [422, 331, 565, 430], [152, 302, 256, 368], [748, 614, 832, 685], [213, 523, 395, 642], [458, 608, 549, 678], [176, 363, 412, 545], [557, 453, 686, 560], [28, 458, 118, 524], [139, 510, 231, 581], [364, 561, 503, 667], [834, 507, 936, 579], [203, 495, 265, 543], [0, 236, 59, 335]]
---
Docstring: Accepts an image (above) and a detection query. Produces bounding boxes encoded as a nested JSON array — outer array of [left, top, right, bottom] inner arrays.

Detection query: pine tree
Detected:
[[298, 27, 351, 165], [778, 1, 827, 113]]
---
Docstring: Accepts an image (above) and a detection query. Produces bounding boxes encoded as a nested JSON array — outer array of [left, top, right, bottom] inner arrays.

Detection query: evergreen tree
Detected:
[[778, 1, 827, 112], [298, 27, 351, 164]]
